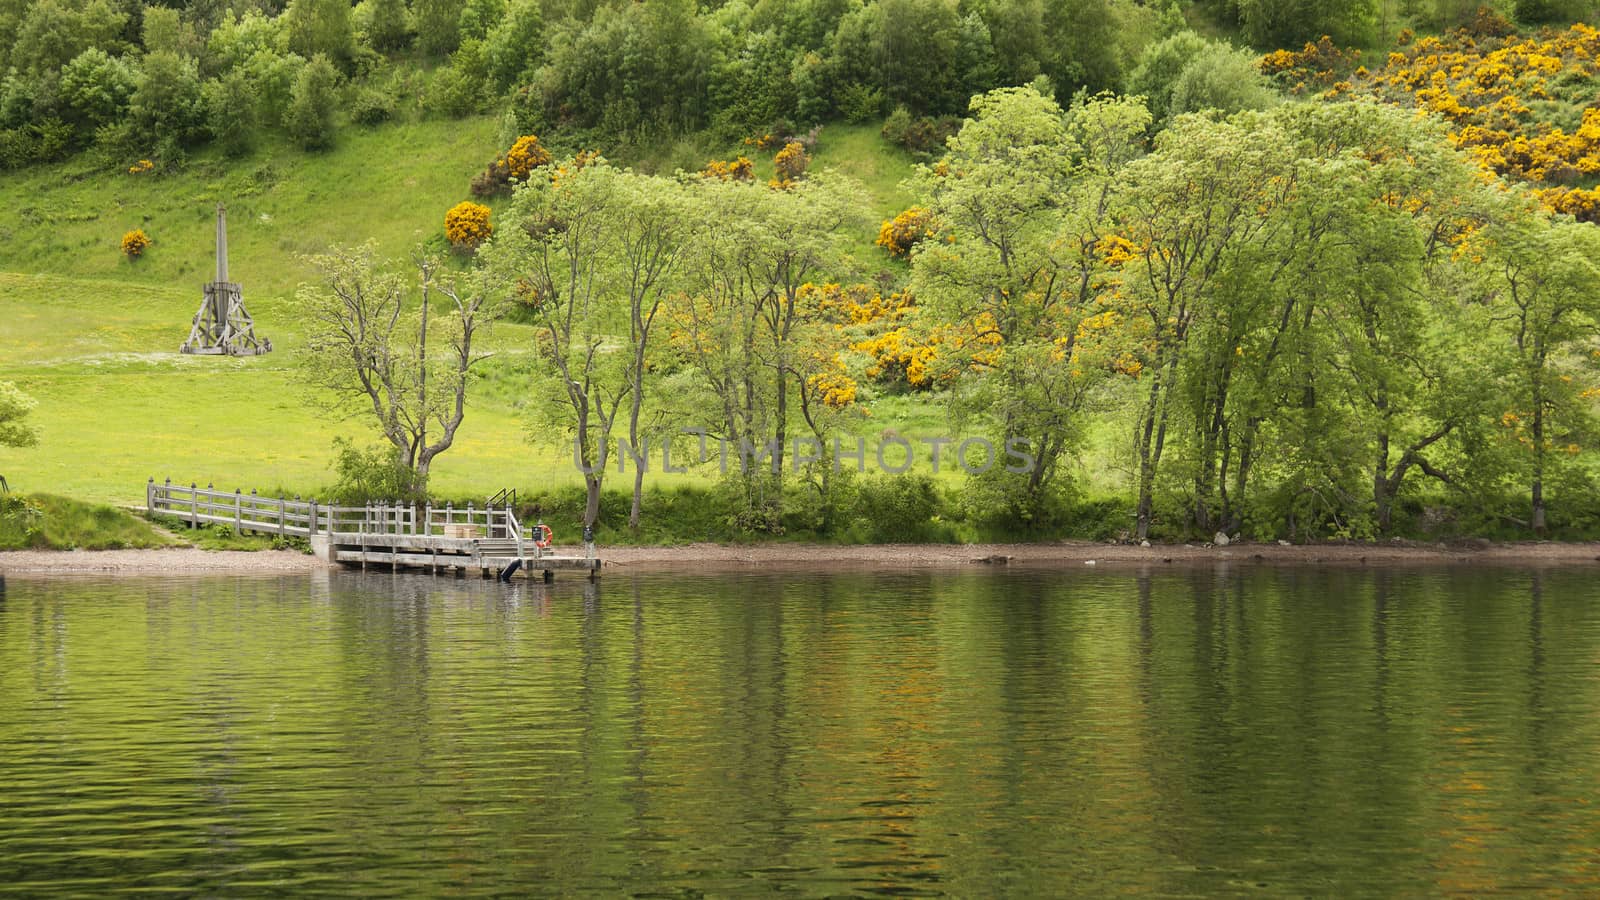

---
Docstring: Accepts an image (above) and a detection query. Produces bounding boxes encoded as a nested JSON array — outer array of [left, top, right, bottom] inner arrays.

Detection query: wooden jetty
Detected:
[[147, 479, 599, 581]]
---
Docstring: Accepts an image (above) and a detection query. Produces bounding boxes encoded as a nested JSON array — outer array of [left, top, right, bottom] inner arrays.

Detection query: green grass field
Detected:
[[0, 116, 953, 507]]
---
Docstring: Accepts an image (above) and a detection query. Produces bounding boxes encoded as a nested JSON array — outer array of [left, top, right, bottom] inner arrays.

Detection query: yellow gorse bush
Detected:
[[120, 229, 151, 259], [701, 156, 755, 182], [808, 364, 859, 409], [444, 201, 493, 250], [769, 141, 810, 189], [875, 206, 936, 257], [504, 134, 553, 180], [471, 134, 555, 197]]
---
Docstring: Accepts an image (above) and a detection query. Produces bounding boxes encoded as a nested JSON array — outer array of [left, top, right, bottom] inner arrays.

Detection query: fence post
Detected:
[[309, 498, 319, 535], [466, 502, 475, 537], [190, 483, 198, 528], [425, 502, 433, 536], [146, 477, 155, 513], [233, 488, 242, 534]]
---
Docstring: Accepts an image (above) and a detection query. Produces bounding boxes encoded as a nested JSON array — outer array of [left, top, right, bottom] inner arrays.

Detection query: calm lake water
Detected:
[[0, 566, 1596, 895]]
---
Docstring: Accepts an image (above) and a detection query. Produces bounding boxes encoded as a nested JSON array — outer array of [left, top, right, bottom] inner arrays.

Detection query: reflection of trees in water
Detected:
[[0, 569, 1598, 893]]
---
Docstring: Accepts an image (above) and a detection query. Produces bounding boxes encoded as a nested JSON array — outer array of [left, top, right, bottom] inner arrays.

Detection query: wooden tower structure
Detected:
[[180, 204, 271, 356]]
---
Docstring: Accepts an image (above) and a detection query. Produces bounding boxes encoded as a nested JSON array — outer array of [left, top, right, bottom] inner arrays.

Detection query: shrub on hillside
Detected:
[[126, 51, 207, 149], [444, 201, 493, 249], [59, 48, 137, 136], [484, 0, 545, 89], [1168, 43, 1278, 119], [839, 82, 886, 123], [120, 228, 151, 259], [700, 156, 754, 181], [362, 0, 412, 52], [349, 87, 396, 125], [0, 119, 73, 169], [1129, 31, 1210, 121], [470, 133, 552, 196], [881, 106, 958, 155], [205, 70, 259, 157], [876, 206, 936, 257], [769, 140, 810, 188], [286, 54, 340, 150]]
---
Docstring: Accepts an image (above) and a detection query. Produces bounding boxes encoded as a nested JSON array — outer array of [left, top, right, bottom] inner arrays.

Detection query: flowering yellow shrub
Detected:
[[471, 134, 555, 196], [1095, 234, 1140, 267], [444, 201, 493, 250], [1257, 36, 1361, 94], [769, 141, 810, 189], [504, 134, 553, 180], [120, 229, 151, 259], [1295, 22, 1600, 220], [809, 364, 859, 409], [701, 156, 755, 181], [795, 282, 942, 390], [127, 159, 153, 175], [1537, 186, 1600, 224], [875, 206, 936, 257]]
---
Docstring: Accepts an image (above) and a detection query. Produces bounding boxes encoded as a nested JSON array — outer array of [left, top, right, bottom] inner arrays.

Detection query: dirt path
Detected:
[[4, 540, 1597, 576]]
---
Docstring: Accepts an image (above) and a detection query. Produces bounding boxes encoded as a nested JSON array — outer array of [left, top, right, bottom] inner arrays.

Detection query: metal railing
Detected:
[[147, 478, 521, 541]]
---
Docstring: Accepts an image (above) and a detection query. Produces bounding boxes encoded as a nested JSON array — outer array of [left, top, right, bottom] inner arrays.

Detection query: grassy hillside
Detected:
[[0, 494, 174, 550], [0, 116, 936, 506]]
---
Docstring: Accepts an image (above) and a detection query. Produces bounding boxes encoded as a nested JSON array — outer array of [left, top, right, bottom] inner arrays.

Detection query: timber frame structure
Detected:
[[181, 204, 271, 356]]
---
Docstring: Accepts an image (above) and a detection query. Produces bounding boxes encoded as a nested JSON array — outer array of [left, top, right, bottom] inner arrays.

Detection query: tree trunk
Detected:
[[1531, 393, 1546, 534], [585, 474, 602, 530], [1373, 432, 1392, 533], [1193, 381, 1227, 532], [1228, 418, 1261, 534], [628, 379, 645, 531], [1133, 353, 1172, 540], [771, 365, 787, 520]]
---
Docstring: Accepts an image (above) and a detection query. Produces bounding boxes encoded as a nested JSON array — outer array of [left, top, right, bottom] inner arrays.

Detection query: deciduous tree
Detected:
[[296, 244, 498, 498]]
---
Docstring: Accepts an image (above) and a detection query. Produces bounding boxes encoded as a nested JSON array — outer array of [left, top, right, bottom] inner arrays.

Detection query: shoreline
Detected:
[[2, 540, 1598, 575]]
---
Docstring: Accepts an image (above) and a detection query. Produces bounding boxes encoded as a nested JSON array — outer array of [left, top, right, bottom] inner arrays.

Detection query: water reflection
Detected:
[[0, 567, 1596, 894]]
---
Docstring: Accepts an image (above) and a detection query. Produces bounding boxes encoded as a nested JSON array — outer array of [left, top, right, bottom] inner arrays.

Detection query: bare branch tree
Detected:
[[296, 242, 497, 497]]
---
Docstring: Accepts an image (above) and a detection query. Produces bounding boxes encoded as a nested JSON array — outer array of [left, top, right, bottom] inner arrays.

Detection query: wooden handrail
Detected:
[[147, 478, 522, 542]]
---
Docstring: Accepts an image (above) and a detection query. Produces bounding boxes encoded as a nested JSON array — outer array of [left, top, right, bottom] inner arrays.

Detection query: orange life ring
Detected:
[[533, 524, 553, 549]]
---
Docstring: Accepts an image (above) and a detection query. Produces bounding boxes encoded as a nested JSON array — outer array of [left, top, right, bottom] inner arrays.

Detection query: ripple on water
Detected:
[[0, 567, 1597, 894]]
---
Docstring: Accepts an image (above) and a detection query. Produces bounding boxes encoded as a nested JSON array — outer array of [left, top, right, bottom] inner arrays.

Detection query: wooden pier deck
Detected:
[[146, 479, 600, 581]]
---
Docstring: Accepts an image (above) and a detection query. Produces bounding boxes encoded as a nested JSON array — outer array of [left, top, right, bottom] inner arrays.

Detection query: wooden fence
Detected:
[[146, 479, 522, 540]]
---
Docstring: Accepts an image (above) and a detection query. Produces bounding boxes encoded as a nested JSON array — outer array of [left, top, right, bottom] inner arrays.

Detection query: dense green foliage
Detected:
[[419, 84, 1596, 543], [8, 0, 1588, 171]]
